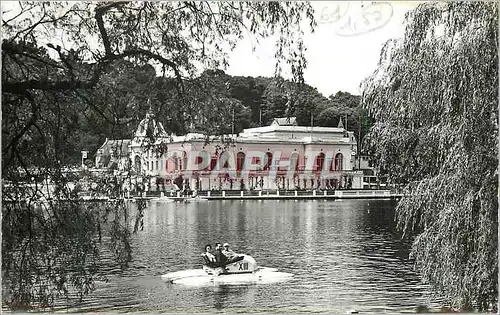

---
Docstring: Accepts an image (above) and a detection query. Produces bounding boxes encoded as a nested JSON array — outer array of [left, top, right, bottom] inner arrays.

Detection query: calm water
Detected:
[[74, 199, 438, 313]]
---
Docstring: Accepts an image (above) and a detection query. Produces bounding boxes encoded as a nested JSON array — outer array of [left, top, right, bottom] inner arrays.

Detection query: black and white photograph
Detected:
[[1, 1, 498, 313]]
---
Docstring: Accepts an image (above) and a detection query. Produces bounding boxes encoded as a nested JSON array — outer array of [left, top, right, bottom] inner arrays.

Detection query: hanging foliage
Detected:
[[362, 2, 498, 310]]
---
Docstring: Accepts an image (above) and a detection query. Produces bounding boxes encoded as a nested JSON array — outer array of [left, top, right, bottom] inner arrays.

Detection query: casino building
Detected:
[[94, 111, 365, 192]]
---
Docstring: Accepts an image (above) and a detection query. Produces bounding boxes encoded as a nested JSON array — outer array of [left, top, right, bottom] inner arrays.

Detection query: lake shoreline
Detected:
[[138, 189, 403, 202]]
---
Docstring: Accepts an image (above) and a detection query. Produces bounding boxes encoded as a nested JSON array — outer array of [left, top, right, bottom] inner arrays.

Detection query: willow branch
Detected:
[[94, 1, 129, 56]]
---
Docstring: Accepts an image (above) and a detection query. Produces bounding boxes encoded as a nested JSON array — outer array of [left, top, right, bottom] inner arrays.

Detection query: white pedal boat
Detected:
[[161, 254, 293, 286]]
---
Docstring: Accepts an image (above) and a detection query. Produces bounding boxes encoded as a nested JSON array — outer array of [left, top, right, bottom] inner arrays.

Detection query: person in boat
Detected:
[[214, 242, 228, 268], [201, 244, 217, 268], [222, 242, 244, 263]]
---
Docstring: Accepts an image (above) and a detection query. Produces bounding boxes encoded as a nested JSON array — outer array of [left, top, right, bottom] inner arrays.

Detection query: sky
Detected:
[[226, 1, 421, 97]]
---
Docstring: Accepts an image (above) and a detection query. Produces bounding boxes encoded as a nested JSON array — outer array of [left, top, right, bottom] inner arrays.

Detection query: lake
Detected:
[[73, 199, 438, 313]]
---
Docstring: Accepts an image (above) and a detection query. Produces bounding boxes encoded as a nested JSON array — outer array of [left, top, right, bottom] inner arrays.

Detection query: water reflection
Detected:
[[73, 199, 439, 313]]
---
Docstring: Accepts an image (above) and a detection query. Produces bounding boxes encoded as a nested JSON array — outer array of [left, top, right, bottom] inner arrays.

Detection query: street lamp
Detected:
[[81, 150, 89, 169]]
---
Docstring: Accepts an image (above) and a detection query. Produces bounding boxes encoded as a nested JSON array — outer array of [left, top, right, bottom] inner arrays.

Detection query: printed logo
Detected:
[[319, 2, 394, 36]]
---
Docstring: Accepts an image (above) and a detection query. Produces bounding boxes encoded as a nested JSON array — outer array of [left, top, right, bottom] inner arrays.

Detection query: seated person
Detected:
[[201, 244, 217, 268], [214, 242, 228, 268], [222, 242, 244, 264]]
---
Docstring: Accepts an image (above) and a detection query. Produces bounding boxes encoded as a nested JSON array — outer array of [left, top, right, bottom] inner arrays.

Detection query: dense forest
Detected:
[[76, 62, 366, 164]]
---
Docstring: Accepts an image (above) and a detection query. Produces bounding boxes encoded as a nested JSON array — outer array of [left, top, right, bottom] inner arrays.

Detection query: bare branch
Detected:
[[112, 49, 185, 94], [46, 43, 75, 80], [2, 41, 65, 70], [3, 2, 36, 26], [94, 1, 129, 56], [12, 3, 74, 41]]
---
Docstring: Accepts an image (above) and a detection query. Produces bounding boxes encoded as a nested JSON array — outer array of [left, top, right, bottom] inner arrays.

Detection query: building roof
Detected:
[[97, 139, 131, 156], [272, 117, 297, 126], [134, 111, 168, 139], [240, 125, 346, 135], [161, 115, 353, 145], [337, 117, 344, 129], [99, 114, 355, 151]]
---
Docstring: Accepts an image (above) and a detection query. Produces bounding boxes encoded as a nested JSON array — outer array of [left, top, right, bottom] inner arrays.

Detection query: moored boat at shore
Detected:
[[182, 196, 208, 203], [151, 196, 175, 202]]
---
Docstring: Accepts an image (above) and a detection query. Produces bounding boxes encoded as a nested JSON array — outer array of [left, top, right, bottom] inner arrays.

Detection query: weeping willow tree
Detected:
[[361, 2, 498, 310], [2, 1, 315, 310]]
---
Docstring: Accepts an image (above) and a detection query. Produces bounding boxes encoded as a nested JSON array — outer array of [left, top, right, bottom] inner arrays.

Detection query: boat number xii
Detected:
[[238, 262, 249, 271]]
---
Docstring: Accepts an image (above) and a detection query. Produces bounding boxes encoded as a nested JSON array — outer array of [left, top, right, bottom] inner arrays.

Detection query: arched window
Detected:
[[334, 153, 343, 171], [289, 152, 299, 173], [196, 150, 210, 171], [210, 155, 217, 170], [314, 153, 325, 172], [134, 156, 141, 173], [236, 152, 245, 171], [220, 151, 229, 168], [166, 152, 181, 171], [264, 152, 273, 171], [181, 151, 187, 170]]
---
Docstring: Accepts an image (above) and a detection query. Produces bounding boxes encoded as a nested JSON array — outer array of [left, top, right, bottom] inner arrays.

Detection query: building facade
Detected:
[[95, 113, 365, 192]]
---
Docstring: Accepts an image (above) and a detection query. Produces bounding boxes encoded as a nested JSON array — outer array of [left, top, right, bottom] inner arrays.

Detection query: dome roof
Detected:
[[134, 109, 168, 140]]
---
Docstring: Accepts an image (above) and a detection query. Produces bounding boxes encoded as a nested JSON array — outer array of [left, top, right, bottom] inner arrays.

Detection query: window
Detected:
[[210, 156, 217, 170], [236, 152, 245, 171], [221, 152, 229, 168], [264, 152, 273, 171], [289, 152, 299, 173], [334, 153, 343, 171], [198, 151, 210, 170], [181, 152, 187, 170], [314, 153, 325, 172], [134, 156, 141, 173]]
